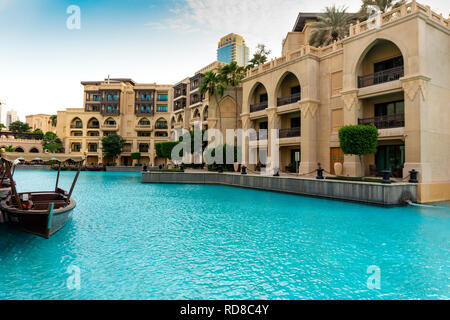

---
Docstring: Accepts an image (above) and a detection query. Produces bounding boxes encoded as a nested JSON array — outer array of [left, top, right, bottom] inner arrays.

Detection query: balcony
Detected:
[[70, 125, 83, 129], [101, 110, 120, 116], [358, 114, 404, 129], [279, 127, 301, 138], [250, 101, 268, 113], [101, 124, 119, 131], [135, 125, 152, 131], [135, 109, 155, 117], [87, 125, 100, 129], [277, 93, 301, 107], [249, 131, 268, 141], [174, 98, 186, 112], [358, 66, 404, 88], [155, 124, 168, 130]]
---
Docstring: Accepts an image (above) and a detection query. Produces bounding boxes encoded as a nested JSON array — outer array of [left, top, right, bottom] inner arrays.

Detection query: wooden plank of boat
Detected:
[[1, 152, 85, 238], [1, 192, 76, 238]]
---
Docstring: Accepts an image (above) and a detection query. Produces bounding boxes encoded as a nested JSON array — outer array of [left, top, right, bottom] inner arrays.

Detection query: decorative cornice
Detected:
[[401, 75, 431, 101], [299, 100, 320, 119]]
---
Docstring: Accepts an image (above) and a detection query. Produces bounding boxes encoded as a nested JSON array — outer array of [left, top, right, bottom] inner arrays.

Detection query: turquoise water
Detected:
[[0, 171, 449, 300]]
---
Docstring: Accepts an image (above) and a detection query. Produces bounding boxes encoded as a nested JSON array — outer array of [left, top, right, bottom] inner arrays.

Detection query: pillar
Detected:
[[299, 99, 320, 174]]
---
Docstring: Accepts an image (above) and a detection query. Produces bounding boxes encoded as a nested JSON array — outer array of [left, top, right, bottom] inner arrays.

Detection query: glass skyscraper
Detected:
[[217, 33, 249, 67]]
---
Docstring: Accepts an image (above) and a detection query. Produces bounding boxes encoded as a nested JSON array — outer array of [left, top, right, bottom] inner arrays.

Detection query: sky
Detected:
[[0, 0, 448, 122]]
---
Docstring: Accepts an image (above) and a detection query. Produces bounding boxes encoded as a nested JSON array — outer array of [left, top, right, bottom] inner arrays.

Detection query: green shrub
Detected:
[[338, 125, 378, 157], [155, 141, 180, 159]]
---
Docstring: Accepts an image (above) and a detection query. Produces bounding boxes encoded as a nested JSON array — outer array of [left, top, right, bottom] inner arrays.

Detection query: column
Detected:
[[401, 75, 431, 182], [341, 89, 363, 177], [299, 99, 320, 174]]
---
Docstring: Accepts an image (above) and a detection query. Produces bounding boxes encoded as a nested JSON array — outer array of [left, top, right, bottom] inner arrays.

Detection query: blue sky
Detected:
[[0, 0, 448, 121]]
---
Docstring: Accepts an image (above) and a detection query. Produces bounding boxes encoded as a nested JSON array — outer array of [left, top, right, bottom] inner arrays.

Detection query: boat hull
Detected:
[[1, 196, 76, 238]]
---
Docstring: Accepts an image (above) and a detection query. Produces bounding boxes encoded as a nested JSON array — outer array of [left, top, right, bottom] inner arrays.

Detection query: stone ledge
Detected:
[[142, 172, 417, 206]]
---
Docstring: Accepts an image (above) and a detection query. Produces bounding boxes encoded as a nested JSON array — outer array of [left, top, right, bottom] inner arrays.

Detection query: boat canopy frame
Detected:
[[0, 152, 85, 209]]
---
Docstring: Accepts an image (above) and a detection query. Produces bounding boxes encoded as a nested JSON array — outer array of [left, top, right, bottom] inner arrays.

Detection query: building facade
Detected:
[[6, 110, 19, 129], [217, 33, 250, 67], [241, 1, 449, 203], [169, 61, 242, 141], [26, 114, 56, 133], [56, 78, 172, 166]]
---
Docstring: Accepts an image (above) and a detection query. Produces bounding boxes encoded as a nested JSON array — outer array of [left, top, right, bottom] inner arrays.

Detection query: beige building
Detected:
[[241, 1, 450, 203], [170, 61, 242, 140], [26, 114, 56, 133], [56, 78, 172, 166]]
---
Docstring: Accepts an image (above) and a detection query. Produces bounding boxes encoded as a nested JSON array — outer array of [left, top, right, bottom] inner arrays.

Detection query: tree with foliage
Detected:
[[358, 0, 405, 20], [131, 152, 141, 165], [339, 125, 379, 176], [199, 71, 225, 131], [9, 121, 31, 134], [219, 61, 246, 128], [42, 131, 64, 153], [50, 115, 57, 127], [32, 128, 44, 139], [0, 123, 6, 131], [309, 5, 351, 47], [4, 146, 15, 152], [101, 133, 125, 164], [247, 44, 272, 70], [205, 144, 240, 171], [155, 141, 180, 160]]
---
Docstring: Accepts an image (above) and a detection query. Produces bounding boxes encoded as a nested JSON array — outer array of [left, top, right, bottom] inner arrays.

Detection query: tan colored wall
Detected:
[[240, 2, 449, 202], [57, 80, 172, 165], [26, 114, 56, 133]]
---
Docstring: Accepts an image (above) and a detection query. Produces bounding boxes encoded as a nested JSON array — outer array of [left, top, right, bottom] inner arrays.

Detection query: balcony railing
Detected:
[[87, 125, 100, 129], [357, 66, 404, 88], [279, 127, 301, 138], [155, 124, 168, 130], [135, 110, 155, 116], [174, 104, 185, 111], [249, 131, 268, 141], [101, 124, 119, 131], [70, 124, 83, 129], [358, 113, 405, 129], [277, 93, 301, 107], [250, 101, 268, 113]]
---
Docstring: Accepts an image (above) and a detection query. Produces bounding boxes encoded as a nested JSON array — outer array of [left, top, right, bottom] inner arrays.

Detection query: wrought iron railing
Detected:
[[279, 127, 301, 138], [357, 66, 404, 88], [250, 101, 268, 113], [249, 131, 268, 141], [358, 113, 405, 129], [277, 93, 301, 107]]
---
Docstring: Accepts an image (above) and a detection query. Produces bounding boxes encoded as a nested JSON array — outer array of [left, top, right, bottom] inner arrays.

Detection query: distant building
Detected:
[[6, 110, 19, 129], [217, 33, 249, 67], [26, 114, 56, 133]]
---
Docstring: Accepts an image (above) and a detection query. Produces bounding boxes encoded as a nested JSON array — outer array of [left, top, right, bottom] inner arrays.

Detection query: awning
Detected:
[[1, 152, 85, 163]]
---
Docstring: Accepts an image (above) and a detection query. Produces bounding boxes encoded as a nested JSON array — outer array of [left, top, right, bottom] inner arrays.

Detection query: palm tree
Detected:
[[359, 0, 405, 20], [309, 5, 351, 47], [219, 62, 246, 128], [50, 115, 57, 127], [199, 71, 225, 131], [246, 44, 271, 70], [4, 146, 15, 152]]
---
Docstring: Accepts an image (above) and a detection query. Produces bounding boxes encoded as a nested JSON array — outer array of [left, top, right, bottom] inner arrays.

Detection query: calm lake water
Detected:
[[0, 171, 449, 300]]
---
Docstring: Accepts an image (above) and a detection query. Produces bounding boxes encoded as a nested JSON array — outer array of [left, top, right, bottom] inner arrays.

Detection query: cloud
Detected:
[[146, 0, 303, 55]]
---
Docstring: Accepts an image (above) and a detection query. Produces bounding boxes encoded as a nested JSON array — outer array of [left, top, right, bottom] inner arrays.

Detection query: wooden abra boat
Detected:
[[0, 152, 85, 238]]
